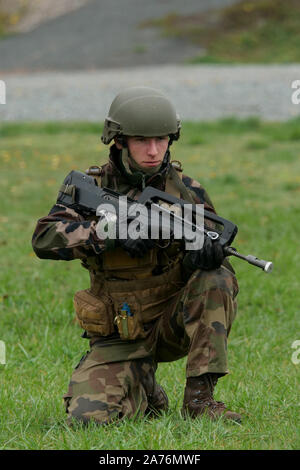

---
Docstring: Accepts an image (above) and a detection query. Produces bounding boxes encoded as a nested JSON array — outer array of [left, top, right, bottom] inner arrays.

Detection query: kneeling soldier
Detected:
[[32, 86, 241, 425]]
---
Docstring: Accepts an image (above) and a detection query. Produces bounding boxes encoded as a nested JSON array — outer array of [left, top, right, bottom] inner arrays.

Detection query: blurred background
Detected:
[[0, 0, 300, 121]]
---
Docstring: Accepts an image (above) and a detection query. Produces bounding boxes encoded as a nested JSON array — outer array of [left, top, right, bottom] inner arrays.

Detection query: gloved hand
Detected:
[[117, 237, 156, 258], [183, 236, 225, 273]]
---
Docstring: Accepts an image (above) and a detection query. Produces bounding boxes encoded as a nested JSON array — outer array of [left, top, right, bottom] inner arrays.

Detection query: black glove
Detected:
[[183, 236, 225, 273], [117, 237, 156, 258]]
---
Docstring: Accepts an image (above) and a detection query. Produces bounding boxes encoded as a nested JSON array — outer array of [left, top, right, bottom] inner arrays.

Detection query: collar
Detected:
[[109, 144, 171, 190]]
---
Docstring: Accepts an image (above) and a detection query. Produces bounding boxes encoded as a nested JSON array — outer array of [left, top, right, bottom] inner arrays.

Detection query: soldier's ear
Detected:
[[114, 137, 122, 149], [114, 136, 127, 149]]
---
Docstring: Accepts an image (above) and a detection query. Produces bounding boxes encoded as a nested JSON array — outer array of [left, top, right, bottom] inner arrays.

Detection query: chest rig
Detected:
[[74, 161, 195, 338]]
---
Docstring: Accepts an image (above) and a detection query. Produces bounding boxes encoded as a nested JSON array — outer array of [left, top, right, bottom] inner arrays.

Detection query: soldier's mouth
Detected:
[[142, 161, 161, 166]]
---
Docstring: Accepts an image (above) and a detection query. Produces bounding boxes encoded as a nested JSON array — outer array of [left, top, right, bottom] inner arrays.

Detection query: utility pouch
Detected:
[[114, 302, 146, 341], [102, 246, 158, 279], [73, 289, 115, 336]]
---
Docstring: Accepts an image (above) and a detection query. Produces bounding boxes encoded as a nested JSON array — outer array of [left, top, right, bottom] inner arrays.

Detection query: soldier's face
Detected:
[[118, 136, 169, 169]]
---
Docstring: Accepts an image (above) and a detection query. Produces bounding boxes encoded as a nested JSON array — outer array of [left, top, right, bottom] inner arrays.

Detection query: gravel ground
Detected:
[[1, 65, 300, 122]]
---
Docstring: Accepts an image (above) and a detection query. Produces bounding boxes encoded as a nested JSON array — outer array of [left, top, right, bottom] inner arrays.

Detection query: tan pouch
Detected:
[[73, 289, 114, 336], [106, 262, 184, 325], [114, 302, 146, 341], [102, 246, 158, 279]]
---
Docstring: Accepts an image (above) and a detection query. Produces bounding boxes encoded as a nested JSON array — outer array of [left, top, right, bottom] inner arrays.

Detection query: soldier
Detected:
[[32, 86, 241, 425]]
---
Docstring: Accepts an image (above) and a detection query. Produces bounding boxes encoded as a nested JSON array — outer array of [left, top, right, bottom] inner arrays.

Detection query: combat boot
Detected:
[[181, 373, 241, 423], [141, 363, 169, 418], [146, 381, 169, 418]]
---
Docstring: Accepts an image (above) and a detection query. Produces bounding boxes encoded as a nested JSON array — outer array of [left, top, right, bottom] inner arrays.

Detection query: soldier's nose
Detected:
[[147, 139, 159, 156]]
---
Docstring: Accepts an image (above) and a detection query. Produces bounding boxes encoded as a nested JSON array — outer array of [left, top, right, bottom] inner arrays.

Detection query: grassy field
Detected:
[[142, 0, 300, 64], [0, 119, 299, 450]]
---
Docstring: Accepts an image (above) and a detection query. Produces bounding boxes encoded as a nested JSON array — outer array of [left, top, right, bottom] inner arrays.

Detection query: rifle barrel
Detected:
[[224, 246, 273, 273]]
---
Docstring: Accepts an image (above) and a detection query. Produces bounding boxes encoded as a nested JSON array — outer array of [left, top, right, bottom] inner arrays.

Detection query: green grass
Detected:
[[0, 119, 299, 450], [141, 0, 300, 64]]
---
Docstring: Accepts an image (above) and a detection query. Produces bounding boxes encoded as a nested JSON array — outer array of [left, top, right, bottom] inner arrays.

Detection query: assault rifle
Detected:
[[57, 170, 273, 273]]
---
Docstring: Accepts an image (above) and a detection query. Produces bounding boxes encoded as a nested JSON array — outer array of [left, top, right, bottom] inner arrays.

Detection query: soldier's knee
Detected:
[[64, 394, 121, 426], [191, 266, 238, 299]]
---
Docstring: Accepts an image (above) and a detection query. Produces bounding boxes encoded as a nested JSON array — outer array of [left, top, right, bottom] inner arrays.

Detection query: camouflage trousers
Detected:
[[63, 266, 238, 425]]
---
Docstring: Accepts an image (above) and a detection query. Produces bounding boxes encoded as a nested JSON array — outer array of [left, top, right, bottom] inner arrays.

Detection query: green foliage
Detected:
[[0, 0, 27, 38], [0, 5, 11, 36], [143, 0, 300, 63], [0, 119, 299, 449], [0, 121, 102, 137]]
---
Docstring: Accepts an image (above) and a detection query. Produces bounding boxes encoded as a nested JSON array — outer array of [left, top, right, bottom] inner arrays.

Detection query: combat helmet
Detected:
[[101, 86, 181, 145]]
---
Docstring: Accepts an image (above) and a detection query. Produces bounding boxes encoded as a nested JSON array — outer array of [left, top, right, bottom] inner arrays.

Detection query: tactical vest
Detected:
[[74, 161, 194, 339]]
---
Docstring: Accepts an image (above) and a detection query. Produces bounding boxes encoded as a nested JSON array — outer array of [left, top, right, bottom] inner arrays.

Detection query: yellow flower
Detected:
[[9, 14, 20, 25], [51, 155, 60, 169], [243, 3, 255, 13], [1, 152, 10, 162]]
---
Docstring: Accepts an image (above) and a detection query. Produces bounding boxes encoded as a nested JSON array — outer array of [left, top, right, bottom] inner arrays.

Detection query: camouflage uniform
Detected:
[[32, 144, 238, 425]]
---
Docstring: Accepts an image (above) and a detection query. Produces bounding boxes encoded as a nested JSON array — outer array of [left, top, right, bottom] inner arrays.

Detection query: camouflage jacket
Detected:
[[32, 144, 216, 265]]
